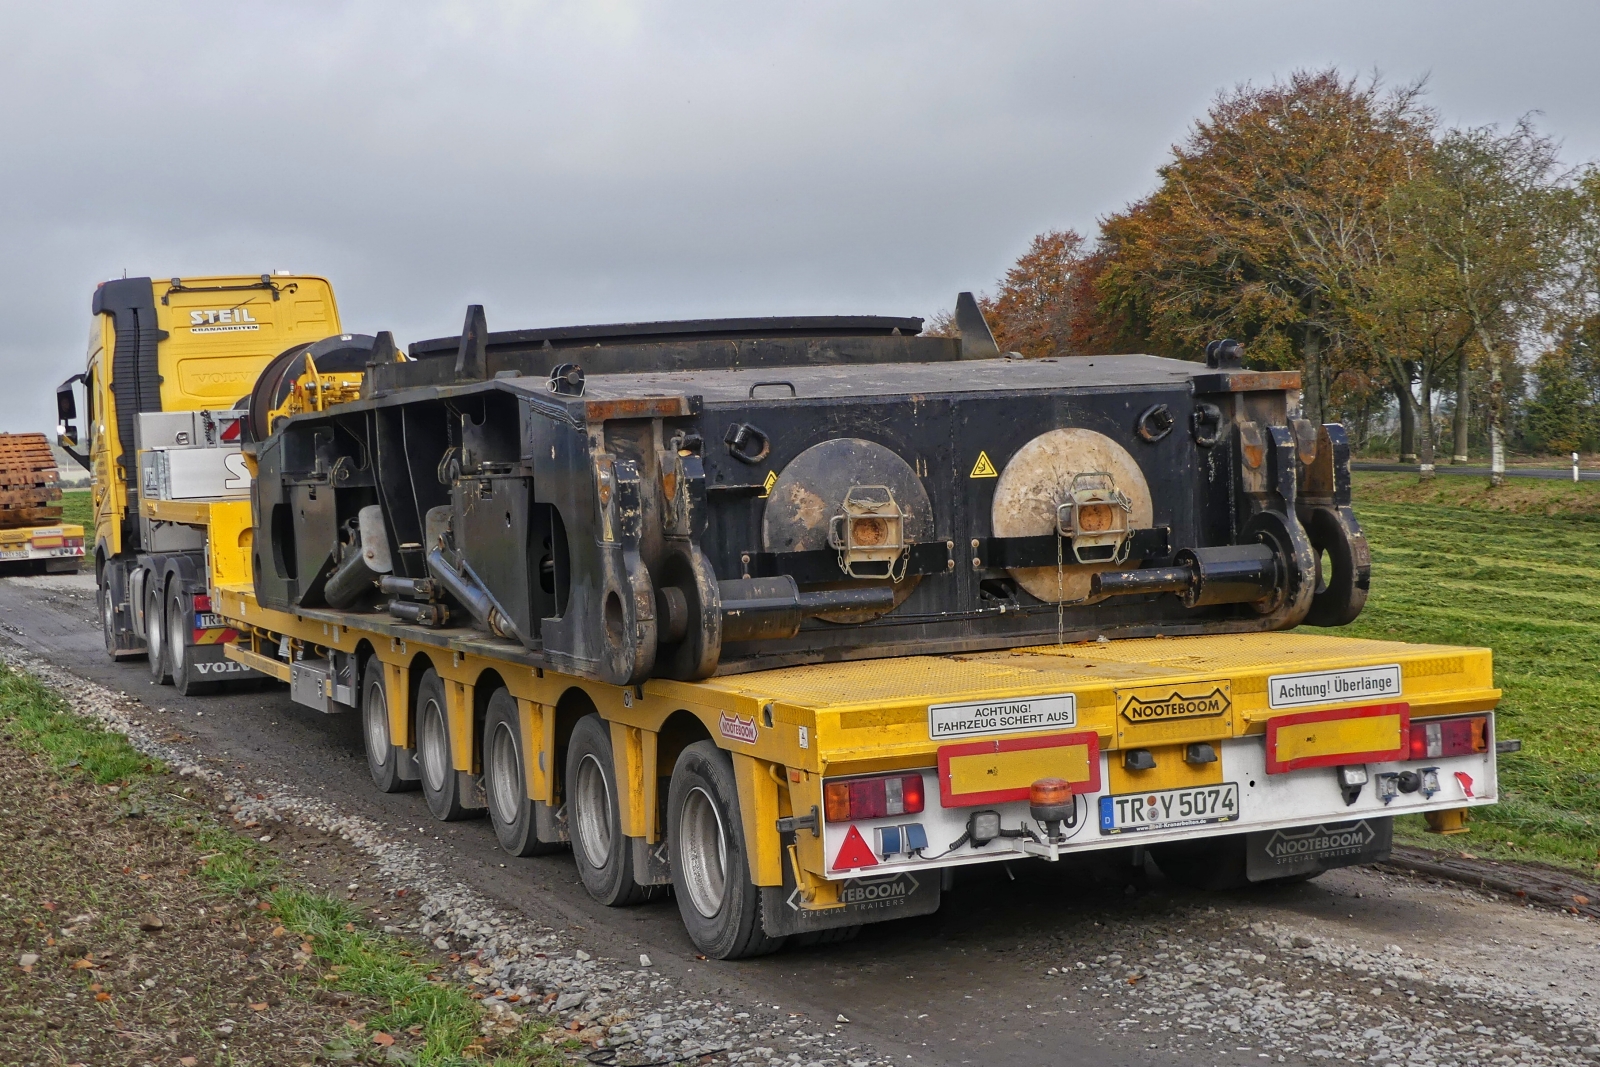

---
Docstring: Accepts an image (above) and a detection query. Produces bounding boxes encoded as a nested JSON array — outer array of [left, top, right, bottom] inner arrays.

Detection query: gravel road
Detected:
[[3, 572, 1597, 1067]]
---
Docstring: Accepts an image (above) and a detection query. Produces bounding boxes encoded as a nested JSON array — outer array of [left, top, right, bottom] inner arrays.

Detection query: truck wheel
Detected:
[[415, 668, 470, 820], [362, 658, 415, 794], [167, 586, 218, 697], [145, 580, 170, 684], [484, 689, 561, 856], [667, 741, 786, 959], [565, 714, 648, 906], [98, 578, 119, 656]]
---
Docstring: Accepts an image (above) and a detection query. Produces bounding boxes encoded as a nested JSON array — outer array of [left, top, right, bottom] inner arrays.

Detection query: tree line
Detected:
[[939, 70, 1600, 482]]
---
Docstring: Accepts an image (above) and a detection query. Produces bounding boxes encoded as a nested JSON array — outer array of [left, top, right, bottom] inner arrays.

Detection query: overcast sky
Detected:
[[3, 1, 1598, 435]]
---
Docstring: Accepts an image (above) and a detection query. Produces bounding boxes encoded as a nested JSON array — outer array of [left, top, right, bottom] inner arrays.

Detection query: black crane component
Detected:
[[249, 303, 1369, 684]]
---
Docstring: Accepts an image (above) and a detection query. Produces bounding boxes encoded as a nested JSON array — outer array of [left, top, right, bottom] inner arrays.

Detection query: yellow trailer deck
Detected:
[[211, 534, 1497, 888]]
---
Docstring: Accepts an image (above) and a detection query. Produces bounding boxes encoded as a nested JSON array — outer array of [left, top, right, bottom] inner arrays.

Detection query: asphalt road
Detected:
[[1353, 461, 1600, 481], [3, 573, 1598, 1067]]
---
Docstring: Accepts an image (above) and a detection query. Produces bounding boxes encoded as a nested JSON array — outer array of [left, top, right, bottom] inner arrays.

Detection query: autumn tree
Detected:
[[1387, 121, 1573, 483], [930, 229, 1115, 357], [1095, 70, 1434, 423]]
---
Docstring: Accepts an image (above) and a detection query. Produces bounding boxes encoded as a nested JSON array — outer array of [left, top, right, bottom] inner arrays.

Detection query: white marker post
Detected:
[[1575, 452, 1581, 483]]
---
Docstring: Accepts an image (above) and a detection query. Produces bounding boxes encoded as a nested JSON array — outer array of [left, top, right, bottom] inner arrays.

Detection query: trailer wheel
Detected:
[[167, 586, 218, 697], [484, 689, 562, 857], [565, 714, 648, 906], [415, 668, 471, 821], [667, 741, 786, 959], [362, 658, 415, 794], [145, 579, 170, 684]]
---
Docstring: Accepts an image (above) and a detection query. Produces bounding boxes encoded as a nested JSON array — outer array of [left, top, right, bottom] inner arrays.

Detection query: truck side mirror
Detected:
[[56, 373, 90, 470]]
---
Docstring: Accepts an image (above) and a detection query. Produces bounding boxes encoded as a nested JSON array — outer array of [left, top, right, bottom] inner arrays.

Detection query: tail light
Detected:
[[1409, 716, 1488, 760], [823, 773, 925, 822], [193, 594, 212, 613]]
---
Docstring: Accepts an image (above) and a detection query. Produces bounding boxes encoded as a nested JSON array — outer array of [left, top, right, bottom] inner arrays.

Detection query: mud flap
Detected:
[[1245, 817, 1392, 882], [630, 836, 674, 885], [533, 799, 567, 844], [457, 771, 487, 812], [186, 645, 265, 681], [760, 840, 941, 938]]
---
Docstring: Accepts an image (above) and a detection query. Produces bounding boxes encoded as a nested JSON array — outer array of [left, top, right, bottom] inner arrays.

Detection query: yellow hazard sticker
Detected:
[[969, 451, 998, 478], [760, 470, 778, 497]]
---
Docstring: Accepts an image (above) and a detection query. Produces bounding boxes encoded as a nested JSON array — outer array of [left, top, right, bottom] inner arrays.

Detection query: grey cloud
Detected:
[[2, 0, 1597, 432]]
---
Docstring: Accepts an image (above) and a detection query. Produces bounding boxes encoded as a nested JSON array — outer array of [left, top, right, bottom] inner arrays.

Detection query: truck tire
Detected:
[[167, 586, 218, 697], [99, 577, 119, 657], [565, 714, 649, 906], [145, 579, 170, 684], [484, 689, 562, 857], [362, 658, 415, 794], [667, 741, 786, 959], [415, 668, 471, 821]]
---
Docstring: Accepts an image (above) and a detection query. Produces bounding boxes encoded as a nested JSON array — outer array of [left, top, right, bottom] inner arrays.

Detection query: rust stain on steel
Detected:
[[1217, 371, 1302, 393], [584, 396, 690, 420]]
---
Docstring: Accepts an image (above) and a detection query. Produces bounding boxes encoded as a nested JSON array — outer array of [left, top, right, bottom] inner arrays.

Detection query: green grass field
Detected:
[[1337, 473, 1600, 870], [51, 480, 1600, 870], [59, 487, 91, 529]]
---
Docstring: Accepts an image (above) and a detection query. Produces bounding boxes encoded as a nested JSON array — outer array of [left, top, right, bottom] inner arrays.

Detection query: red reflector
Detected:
[[1409, 716, 1487, 760], [822, 773, 926, 822], [830, 824, 879, 871], [193, 594, 212, 613]]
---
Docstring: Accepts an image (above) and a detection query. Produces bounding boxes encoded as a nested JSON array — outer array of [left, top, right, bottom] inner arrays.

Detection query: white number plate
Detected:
[[194, 612, 228, 629], [1098, 782, 1240, 835]]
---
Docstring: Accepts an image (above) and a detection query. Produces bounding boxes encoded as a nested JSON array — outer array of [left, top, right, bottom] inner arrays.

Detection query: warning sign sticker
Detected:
[[969, 451, 998, 478]]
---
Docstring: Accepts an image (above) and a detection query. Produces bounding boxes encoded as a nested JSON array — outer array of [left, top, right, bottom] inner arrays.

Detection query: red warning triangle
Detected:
[[830, 825, 879, 871]]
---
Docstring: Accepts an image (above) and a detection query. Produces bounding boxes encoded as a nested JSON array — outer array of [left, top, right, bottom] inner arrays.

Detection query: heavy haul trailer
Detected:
[[0, 432, 85, 572], [55, 273, 348, 689], [115, 302, 1501, 958]]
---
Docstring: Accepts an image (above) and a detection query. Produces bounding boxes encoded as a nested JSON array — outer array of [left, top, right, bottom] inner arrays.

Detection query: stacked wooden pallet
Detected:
[[0, 433, 62, 528]]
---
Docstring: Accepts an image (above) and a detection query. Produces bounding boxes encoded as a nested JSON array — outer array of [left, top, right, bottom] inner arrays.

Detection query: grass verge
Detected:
[[0, 662, 562, 1066], [1335, 474, 1600, 871], [59, 488, 91, 530]]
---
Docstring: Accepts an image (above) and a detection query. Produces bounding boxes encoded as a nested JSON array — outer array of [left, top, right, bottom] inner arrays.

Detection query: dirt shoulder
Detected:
[[0, 664, 563, 1067]]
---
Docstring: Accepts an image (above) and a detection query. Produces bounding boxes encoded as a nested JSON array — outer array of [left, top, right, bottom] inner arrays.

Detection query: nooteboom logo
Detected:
[[1121, 687, 1230, 722], [1264, 822, 1376, 861], [839, 873, 920, 906], [718, 712, 758, 744], [786, 872, 921, 913]]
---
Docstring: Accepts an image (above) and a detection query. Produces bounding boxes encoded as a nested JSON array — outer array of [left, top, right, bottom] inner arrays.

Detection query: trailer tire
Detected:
[[667, 741, 786, 959], [566, 714, 649, 906], [483, 689, 562, 857], [167, 586, 218, 696], [362, 659, 414, 794], [415, 668, 471, 821], [145, 578, 170, 684]]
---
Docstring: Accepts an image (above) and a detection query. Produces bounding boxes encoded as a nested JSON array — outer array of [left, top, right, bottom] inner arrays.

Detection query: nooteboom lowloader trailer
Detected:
[[73, 292, 1506, 958]]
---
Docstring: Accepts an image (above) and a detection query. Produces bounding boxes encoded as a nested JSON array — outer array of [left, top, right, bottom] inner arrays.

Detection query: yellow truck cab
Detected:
[[57, 273, 341, 674]]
